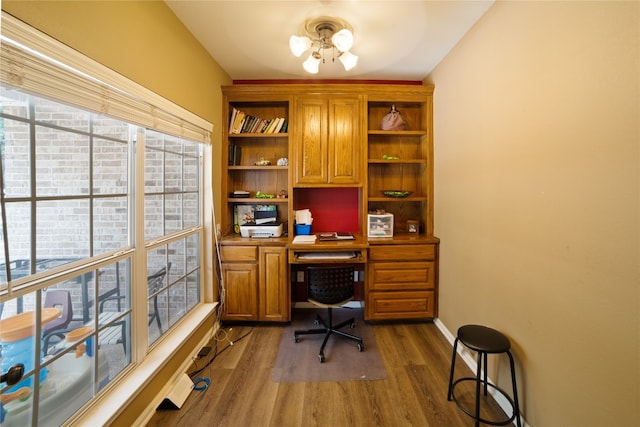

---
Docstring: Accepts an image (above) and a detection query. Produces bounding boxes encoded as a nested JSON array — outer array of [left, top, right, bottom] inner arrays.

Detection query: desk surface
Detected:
[[287, 234, 369, 249], [220, 233, 439, 247]]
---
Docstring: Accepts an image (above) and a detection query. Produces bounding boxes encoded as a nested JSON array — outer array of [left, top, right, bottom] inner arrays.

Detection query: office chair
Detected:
[[294, 266, 364, 363]]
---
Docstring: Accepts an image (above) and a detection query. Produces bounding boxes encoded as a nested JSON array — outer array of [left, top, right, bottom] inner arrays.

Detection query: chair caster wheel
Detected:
[[294, 336, 300, 343], [318, 354, 325, 363], [357, 343, 364, 352], [313, 320, 320, 326], [350, 323, 356, 329]]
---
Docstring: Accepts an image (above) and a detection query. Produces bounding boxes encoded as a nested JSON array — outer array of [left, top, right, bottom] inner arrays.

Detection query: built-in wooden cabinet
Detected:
[[366, 242, 438, 320], [220, 245, 258, 321], [293, 95, 362, 186], [259, 246, 289, 321], [220, 84, 438, 322], [220, 243, 289, 322]]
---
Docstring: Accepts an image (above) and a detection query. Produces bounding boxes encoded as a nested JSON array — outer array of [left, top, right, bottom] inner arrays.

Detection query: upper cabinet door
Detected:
[[294, 95, 362, 186], [294, 97, 328, 184], [328, 97, 361, 185]]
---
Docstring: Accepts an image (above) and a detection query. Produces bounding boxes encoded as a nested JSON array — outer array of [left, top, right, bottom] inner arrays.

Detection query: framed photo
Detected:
[[406, 220, 419, 234]]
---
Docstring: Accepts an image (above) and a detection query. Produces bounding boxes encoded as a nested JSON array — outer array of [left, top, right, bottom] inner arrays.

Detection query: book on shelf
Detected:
[[273, 117, 285, 133], [240, 115, 254, 133], [231, 110, 245, 134], [250, 118, 263, 133], [228, 108, 287, 134], [265, 118, 278, 133], [259, 119, 271, 133], [228, 143, 241, 166], [229, 107, 239, 133]]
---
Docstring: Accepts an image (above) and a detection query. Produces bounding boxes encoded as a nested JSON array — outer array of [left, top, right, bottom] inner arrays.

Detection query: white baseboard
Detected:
[[434, 318, 528, 427]]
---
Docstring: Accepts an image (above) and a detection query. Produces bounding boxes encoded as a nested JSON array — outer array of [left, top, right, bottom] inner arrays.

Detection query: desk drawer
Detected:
[[369, 244, 436, 261], [367, 290, 435, 319], [220, 246, 258, 262], [369, 261, 435, 291]]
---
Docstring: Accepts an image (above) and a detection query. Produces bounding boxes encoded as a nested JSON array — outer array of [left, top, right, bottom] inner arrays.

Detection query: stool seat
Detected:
[[448, 324, 521, 427], [458, 325, 511, 354]]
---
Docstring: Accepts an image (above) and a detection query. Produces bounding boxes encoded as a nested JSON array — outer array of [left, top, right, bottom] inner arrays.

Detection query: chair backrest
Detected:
[[307, 266, 355, 306], [148, 262, 171, 295], [43, 289, 73, 333]]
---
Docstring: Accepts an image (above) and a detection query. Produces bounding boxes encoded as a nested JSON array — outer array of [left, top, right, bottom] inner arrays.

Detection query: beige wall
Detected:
[[2, 1, 232, 424], [428, 1, 639, 426]]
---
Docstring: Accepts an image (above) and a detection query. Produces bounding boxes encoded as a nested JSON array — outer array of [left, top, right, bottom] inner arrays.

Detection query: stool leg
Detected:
[[447, 338, 459, 401], [483, 351, 488, 396], [474, 351, 483, 427], [507, 350, 522, 427]]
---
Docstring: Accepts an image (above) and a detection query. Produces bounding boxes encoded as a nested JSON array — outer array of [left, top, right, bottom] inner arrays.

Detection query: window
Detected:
[[144, 130, 202, 345], [0, 87, 135, 425], [0, 13, 211, 426]]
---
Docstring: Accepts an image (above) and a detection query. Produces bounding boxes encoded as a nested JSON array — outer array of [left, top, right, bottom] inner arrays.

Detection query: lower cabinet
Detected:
[[220, 241, 438, 322], [366, 244, 438, 320], [221, 244, 289, 322]]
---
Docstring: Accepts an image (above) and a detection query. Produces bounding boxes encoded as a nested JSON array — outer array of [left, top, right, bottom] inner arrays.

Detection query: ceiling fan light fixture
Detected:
[[290, 16, 358, 73], [289, 35, 312, 57], [302, 51, 321, 74], [338, 50, 358, 71], [331, 28, 354, 52]]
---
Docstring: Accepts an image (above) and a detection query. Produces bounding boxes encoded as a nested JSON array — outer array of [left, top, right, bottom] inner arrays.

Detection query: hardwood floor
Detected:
[[147, 319, 509, 427]]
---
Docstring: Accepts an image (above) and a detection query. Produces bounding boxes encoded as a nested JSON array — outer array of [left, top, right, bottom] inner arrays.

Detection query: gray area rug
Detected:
[[272, 308, 387, 383]]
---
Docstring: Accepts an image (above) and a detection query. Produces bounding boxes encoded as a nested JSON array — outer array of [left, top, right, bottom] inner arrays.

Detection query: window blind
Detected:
[[0, 12, 212, 144]]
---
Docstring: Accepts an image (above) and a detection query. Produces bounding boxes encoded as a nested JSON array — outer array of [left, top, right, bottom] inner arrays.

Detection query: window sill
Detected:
[[74, 302, 218, 425]]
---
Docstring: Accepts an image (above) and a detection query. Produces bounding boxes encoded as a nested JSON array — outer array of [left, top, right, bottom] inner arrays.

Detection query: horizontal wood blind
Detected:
[[0, 12, 212, 144]]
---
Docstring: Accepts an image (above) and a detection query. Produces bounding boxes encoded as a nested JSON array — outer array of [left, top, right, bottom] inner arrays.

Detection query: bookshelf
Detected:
[[221, 96, 292, 237], [220, 84, 439, 322]]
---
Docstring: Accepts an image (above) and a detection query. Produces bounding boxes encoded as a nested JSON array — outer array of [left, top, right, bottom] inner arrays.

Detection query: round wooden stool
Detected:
[[447, 325, 521, 427]]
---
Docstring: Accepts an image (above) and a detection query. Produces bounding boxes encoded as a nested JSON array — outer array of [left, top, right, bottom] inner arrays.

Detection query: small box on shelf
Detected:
[[368, 213, 394, 238]]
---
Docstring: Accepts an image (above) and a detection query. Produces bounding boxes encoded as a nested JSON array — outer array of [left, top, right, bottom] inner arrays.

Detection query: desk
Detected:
[[220, 233, 439, 322], [287, 235, 368, 303]]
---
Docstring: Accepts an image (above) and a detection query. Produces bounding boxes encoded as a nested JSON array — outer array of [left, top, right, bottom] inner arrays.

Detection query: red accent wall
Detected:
[[293, 187, 360, 233]]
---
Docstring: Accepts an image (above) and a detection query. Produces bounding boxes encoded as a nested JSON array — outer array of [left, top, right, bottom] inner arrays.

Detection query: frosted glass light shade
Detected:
[[289, 35, 312, 57], [302, 53, 321, 74], [331, 29, 354, 52], [339, 51, 358, 71]]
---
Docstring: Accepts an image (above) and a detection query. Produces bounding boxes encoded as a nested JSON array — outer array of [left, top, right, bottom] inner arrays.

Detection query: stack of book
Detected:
[[229, 107, 288, 134]]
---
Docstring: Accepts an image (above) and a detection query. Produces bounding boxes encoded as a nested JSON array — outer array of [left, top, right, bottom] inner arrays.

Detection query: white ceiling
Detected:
[[165, 1, 494, 81]]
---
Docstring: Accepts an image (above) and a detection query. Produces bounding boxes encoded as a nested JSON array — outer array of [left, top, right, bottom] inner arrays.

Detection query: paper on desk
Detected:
[[292, 235, 317, 244], [294, 209, 313, 225]]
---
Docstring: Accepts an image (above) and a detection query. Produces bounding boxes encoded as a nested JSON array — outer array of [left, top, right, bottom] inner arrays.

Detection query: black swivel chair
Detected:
[[294, 266, 364, 363]]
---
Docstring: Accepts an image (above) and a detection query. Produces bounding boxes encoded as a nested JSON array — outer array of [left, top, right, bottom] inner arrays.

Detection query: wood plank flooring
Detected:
[[147, 320, 509, 427]]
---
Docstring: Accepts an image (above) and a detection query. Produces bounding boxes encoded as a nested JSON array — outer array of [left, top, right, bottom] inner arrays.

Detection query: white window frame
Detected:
[[1, 12, 217, 425]]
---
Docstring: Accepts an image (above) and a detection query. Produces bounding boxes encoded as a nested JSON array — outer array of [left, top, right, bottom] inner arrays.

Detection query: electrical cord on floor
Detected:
[[186, 326, 253, 379]]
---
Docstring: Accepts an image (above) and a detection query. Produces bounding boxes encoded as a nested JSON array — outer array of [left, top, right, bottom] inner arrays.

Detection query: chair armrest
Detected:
[[99, 295, 126, 312], [43, 328, 73, 355]]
